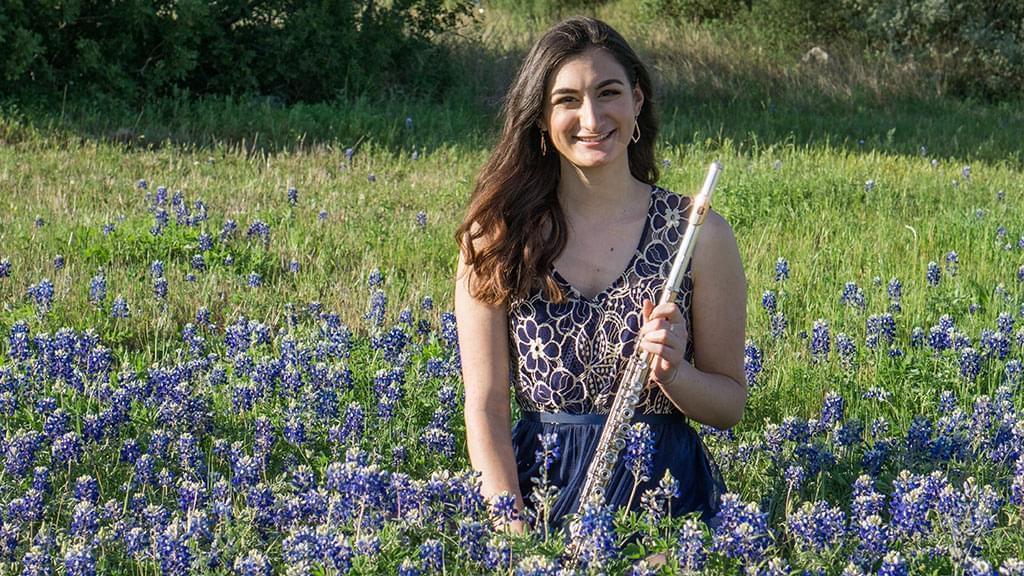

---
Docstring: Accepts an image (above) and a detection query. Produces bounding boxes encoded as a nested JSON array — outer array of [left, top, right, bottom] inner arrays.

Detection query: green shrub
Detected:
[[0, 0, 473, 103], [850, 0, 1024, 98]]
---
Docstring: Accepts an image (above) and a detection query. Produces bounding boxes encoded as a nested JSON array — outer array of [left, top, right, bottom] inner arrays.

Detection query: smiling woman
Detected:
[[454, 16, 747, 546]]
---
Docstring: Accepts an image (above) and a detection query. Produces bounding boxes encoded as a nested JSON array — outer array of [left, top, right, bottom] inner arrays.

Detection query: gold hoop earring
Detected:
[[631, 118, 641, 144], [540, 131, 548, 156]]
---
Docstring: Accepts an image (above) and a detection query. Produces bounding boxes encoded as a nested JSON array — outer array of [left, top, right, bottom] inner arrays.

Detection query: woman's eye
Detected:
[[601, 90, 620, 97]]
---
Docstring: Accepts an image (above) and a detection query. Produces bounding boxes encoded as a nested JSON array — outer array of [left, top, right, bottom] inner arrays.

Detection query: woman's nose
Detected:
[[578, 96, 601, 131]]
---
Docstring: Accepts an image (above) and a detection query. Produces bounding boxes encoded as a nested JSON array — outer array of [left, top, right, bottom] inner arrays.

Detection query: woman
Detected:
[[454, 16, 746, 536]]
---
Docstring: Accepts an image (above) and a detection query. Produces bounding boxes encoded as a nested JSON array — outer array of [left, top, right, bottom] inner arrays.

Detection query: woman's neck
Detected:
[[556, 158, 649, 224]]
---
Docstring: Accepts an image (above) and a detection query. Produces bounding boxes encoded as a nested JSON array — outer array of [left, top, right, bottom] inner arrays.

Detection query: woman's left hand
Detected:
[[638, 299, 689, 389]]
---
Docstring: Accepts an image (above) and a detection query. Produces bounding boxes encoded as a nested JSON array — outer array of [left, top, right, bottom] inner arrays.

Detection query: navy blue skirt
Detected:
[[512, 411, 725, 532]]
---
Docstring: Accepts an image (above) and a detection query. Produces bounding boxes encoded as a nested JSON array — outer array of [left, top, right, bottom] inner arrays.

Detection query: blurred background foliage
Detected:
[[1, 0, 1022, 104]]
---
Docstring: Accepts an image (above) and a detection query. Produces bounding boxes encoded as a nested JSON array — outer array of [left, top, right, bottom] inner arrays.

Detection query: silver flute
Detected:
[[565, 161, 721, 566]]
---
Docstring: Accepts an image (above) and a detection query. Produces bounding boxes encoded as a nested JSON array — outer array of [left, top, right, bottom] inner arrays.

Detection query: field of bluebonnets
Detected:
[[3, 4, 1024, 575]]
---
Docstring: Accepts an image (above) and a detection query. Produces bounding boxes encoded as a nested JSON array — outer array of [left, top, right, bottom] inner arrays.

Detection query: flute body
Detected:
[[565, 161, 722, 566]]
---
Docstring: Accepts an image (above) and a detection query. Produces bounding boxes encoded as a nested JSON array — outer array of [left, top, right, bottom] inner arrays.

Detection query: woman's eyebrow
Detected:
[[550, 78, 626, 96]]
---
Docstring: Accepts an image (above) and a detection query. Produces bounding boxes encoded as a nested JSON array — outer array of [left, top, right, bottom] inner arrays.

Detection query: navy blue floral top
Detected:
[[508, 185, 695, 415]]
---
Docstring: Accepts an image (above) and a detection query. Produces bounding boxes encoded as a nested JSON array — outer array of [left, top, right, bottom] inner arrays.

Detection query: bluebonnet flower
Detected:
[[416, 211, 427, 228], [234, 550, 272, 576], [89, 273, 107, 304], [318, 209, 328, 221], [962, 165, 972, 180], [70, 501, 99, 537], [368, 173, 377, 183], [35, 215, 44, 227], [288, 259, 300, 274], [841, 281, 865, 309], [624, 422, 655, 485], [51, 432, 82, 466], [1002, 559, 1024, 575], [138, 179, 148, 189], [981, 329, 1010, 359], [864, 179, 875, 192], [820, 391, 844, 429], [774, 257, 789, 282], [744, 340, 763, 388], [1007, 360, 1023, 386], [64, 543, 94, 576], [338, 402, 365, 445], [247, 272, 262, 288], [111, 296, 130, 319], [53, 254, 65, 270], [367, 268, 383, 288], [28, 279, 54, 314], [345, 148, 355, 162], [960, 347, 982, 381], [21, 545, 51, 576], [1018, 265, 1024, 283], [770, 311, 787, 338], [945, 251, 959, 275], [761, 290, 777, 314], [571, 497, 618, 569], [156, 521, 192, 574], [418, 539, 443, 572], [371, 326, 408, 364], [866, 313, 896, 349], [997, 312, 1015, 334], [927, 261, 941, 286], [0, 258, 9, 278], [288, 187, 298, 206], [878, 551, 908, 576], [420, 426, 456, 459], [33, 467, 51, 493], [711, 493, 770, 565], [421, 296, 434, 311], [153, 277, 168, 300], [851, 474, 885, 519], [786, 500, 846, 552], [220, 218, 238, 242], [247, 220, 270, 247], [835, 333, 856, 368], [674, 517, 706, 572], [784, 464, 805, 492], [809, 319, 830, 360], [75, 476, 99, 503], [365, 289, 387, 327], [457, 520, 487, 563], [853, 514, 890, 566]]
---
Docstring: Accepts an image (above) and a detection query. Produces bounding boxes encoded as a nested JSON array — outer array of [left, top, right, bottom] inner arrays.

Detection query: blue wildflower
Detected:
[[774, 257, 789, 282], [111, 296, 130, 319], [809, 319, 830, 360], [288, 187, 298, 206], [623, 422, 655, 485], [89, 273, 107, 305], [64, 543, 95, 576], [416, 211, 427, 228], [926, 261, 941, 286], [0, 258, 9, 278], [711, 493, 770, 565], [761, 290, 777, 314], [247, 272, 262, 288], [786, 500, 846, 552], [744, 340, 763, 387]]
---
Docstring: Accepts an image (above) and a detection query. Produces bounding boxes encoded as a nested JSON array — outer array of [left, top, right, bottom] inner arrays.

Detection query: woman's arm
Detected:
[[638, 209, 748, 430], [454, 249, 528, 530]]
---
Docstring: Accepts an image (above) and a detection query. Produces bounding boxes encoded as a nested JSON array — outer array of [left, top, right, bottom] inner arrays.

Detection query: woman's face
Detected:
[[539, 48, 644, 171]]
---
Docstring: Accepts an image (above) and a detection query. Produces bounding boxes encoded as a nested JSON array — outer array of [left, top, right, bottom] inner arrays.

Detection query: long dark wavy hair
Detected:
[[456, 16, 660, 307]]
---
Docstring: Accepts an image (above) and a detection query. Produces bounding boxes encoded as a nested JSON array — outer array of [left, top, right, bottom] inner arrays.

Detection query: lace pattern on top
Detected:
[[508, 186, 695, 414]]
